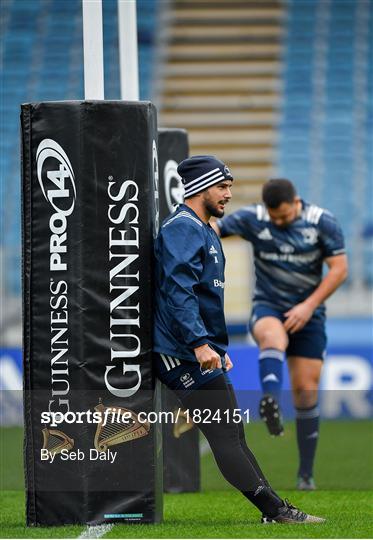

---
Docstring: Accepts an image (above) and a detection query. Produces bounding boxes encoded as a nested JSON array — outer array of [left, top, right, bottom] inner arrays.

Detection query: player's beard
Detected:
[[204, 198, 227, 218]]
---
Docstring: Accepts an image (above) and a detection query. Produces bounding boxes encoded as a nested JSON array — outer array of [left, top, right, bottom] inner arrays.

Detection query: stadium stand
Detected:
[[0, 0, 157, 345], [156, 0, 284, 206], [1, 0, 372, 340], [278, 0, 373, 288]]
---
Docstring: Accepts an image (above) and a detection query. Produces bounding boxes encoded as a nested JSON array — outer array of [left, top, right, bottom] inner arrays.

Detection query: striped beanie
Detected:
[[177, 155, 233, 199]]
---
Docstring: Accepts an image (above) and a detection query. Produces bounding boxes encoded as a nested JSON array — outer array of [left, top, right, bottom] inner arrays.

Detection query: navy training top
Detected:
[[153, 204, 228, 362], [218, 201, 345, 317]]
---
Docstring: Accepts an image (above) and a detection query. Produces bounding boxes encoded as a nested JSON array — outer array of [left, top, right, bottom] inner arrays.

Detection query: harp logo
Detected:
[[36, 138, 76, 272], [42, 427, 74, 456], [94, 401, 150, 452]]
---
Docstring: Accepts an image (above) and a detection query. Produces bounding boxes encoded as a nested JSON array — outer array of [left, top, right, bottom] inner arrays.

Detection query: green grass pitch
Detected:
[[1, 420, 372, 538]]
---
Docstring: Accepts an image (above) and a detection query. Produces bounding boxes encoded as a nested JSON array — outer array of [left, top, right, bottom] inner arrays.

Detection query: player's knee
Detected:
[[292, 383, 318, 406], [293, 380, 318, 392], [259, 330, 288, 351]]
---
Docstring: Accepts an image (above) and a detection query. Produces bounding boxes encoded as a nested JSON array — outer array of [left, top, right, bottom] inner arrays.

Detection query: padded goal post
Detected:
[[21, 100, 162, 526], [158, 127, 200, 493]]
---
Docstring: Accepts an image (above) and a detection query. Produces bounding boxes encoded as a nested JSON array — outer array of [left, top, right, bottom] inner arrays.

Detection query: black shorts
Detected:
[[154, 353, 231, 396]]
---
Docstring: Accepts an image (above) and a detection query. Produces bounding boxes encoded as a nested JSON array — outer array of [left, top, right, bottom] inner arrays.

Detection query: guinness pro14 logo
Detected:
[[36, 138, 76, 415]]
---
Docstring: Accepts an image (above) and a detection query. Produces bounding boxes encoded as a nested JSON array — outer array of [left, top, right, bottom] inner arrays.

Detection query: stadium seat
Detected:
[[0, 0, 157, 297], [277, 0, 373, 287]]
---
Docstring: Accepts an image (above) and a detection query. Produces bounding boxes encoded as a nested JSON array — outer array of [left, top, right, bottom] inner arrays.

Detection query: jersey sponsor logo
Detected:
[[258, 227, 273, 240], [180, 373, 195, 388], [301, 228, 318, 245], [213, 279, 225, 288], [279, 243, 295, 254], [259, 250, 321, 263]]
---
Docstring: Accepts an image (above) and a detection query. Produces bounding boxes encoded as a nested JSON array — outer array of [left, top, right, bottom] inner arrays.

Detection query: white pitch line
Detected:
[[77, 443, 212, 538], [78, 524, 114, 539]]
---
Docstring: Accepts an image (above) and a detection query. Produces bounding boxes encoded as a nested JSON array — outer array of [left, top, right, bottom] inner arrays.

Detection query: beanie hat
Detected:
[[177, 155, 233, 199]]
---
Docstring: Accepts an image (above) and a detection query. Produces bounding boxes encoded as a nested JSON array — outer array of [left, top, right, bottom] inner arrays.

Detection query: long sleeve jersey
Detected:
[[153, 204, 228, 362]]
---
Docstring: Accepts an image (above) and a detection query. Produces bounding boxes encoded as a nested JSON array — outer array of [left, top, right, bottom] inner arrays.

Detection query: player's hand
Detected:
[[224, 353, 233, 372], [283, 301, 314, 334], [194, 344, 222, 370]]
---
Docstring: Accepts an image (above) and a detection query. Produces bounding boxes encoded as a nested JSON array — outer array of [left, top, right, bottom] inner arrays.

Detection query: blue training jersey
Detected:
[[153, 204, 228, 362], [217, 201, 345, 316]]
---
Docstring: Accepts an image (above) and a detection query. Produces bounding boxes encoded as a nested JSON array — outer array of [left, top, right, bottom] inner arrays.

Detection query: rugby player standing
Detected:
[[213, 178, 348, 490], [153, 156, 325, 523]]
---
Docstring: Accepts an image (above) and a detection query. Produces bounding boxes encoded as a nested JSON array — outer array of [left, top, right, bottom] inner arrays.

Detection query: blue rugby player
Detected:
[[154, 156, 325, 523], [213, 178, 348, 490]]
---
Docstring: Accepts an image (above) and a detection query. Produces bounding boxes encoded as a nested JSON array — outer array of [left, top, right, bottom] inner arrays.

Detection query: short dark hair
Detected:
[[262, 178, 297, 208]]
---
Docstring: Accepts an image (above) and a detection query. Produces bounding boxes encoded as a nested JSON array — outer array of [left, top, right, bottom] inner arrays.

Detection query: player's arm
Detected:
[[283, 254, 348, 333], [211, 206, 257, 240], [160, 222, 221, 370], [284, 211, 348, 334]]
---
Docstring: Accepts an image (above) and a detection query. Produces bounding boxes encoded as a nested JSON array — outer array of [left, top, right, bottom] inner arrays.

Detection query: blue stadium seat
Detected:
[[0, 0, 157, 296], [278, 0, 373, 286]]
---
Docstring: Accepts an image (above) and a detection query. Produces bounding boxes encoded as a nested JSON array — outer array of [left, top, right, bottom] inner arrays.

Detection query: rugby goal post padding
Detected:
[[21, 100, 162, 526], [158, 127, 200, 493]]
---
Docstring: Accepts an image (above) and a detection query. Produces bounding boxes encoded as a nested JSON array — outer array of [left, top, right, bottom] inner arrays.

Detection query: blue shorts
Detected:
[[154, 353, 231, 396], [249, 304, 327, 361]]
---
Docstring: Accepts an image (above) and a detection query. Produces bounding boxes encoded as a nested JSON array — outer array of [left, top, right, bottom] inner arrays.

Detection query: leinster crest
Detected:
[[301, 228, 318, 245]]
